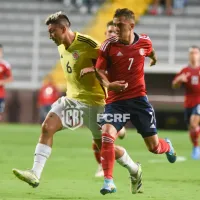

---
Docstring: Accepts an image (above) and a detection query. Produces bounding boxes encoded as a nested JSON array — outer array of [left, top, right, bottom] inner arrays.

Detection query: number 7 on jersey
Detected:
[[128, 58, 134, 70]]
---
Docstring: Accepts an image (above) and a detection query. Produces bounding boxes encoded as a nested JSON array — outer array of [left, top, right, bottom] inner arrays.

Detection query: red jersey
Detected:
[[95, 33, 153, 104], [0, 59, 12, 98], [174, 66, 200, 108], [38, 83, 60, 106]]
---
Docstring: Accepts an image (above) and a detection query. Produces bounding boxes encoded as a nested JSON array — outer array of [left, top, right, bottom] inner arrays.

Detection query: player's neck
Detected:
[[63, 30, 76, 49], [190, 61, 199, 68], [120, 33, 134, 45]]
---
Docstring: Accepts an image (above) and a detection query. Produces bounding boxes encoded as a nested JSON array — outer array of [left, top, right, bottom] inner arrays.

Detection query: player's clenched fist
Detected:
[[150, 58, 157, 66], [108, 81, 128, 92]]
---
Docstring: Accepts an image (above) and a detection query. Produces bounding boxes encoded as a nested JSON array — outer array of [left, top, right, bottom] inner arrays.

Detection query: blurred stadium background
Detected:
[[1, 1, 200, 200], [0, 0, 200, 130]]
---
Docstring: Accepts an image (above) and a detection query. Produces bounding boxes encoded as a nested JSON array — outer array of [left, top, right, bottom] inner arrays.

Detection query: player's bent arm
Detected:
[[172, 77, 182, 89], [95, 68, 110, 88], [80, 67, 95, 78]]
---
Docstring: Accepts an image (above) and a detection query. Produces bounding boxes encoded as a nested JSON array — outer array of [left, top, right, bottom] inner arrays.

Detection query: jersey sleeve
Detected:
[[140, 34, 153, 57], [95, 40, 110, 71]]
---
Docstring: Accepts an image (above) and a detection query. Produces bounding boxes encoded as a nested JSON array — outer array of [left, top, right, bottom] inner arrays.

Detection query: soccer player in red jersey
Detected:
[[172, 46, 200, 159], [92, 20, 126, 177], [38, 75, 60, 123], [95, 8, 177, 195], [0, 44, 13, 121]]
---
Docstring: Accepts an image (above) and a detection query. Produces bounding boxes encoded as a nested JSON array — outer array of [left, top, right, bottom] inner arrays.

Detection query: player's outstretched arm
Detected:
[[148, 49, 157, 67], [172, 73, 188, 89]]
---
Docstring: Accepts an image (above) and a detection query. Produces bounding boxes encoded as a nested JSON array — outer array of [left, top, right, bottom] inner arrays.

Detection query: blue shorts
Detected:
[[0, 98, 5, 113], [184, 104, 200, 125], [99, 96, 157, 138]]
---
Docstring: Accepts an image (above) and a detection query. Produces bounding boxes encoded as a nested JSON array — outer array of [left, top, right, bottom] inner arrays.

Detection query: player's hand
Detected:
[[80, 67, 95, 78], [150, 58, 157, 67], [108, 81, 128, 92]]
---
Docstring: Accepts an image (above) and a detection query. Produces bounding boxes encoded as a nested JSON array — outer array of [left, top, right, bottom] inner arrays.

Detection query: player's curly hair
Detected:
[[114, 8, 135, 20], [45, 11, 71, 27]]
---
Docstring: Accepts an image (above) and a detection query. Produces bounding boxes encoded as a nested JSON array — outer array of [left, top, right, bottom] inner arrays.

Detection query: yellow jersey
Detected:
[[58, 32, 105, 106]]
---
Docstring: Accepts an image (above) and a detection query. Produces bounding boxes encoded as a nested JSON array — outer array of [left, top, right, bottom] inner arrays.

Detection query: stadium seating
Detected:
[[0, 0, 200, 89], [137, 0, 200, 73], [0, 0, 93, 89]]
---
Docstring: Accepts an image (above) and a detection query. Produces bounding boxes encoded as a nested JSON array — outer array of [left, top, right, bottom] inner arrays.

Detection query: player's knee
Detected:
[[101, 124, 117, 138], [189, 122, 199, 131], [41, 121, 56, 135]]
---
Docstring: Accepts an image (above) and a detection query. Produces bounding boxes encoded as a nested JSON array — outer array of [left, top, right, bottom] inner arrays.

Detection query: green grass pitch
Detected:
[[0, 124, 200, 200]]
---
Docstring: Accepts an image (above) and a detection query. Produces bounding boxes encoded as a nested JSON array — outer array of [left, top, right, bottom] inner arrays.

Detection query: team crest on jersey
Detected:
[[72, 51, 79, 60], [139, 48, 145, 56]]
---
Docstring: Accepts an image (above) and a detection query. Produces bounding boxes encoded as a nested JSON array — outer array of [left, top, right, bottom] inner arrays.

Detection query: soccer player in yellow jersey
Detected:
[[12, 12, 141, 194]]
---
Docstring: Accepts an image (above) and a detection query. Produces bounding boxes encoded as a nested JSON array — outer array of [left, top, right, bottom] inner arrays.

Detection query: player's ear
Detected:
[[62, 26, 67, 33], [130, 23, 135, 30]]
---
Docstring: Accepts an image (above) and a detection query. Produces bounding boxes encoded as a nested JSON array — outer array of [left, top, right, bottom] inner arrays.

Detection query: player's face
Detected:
[[48, 23, 66, 46], [113, 16, 134, 41], [105, 25, 116, 39], [189, 48, 200, 64]]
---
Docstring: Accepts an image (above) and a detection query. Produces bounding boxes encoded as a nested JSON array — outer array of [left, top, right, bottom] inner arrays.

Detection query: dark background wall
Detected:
[[2, 73, 187, 130]]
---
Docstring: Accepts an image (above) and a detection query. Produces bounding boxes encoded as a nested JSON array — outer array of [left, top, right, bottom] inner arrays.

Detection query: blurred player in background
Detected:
[[95, 8, 177, 195], [0, 44, 13, 121], [172, 46, 200, 160], [91, 20, 126, 177], [38, 75, 60, 123], [105, 20, 116, 38], [13, 12, 140, 193]]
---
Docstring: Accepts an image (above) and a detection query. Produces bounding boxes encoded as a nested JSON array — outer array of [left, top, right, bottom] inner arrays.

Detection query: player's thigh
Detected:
[[51, 96, 85, 130], [98, 103, 127, 138], [130, 96, 157, 138], [42, 96, 71, 134], [189, 104, 200, 128], [42, 111, 63, 135], [83, 105, 103, 139]]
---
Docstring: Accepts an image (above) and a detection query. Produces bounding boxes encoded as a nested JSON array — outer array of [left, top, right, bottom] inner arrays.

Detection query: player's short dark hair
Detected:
[[45, 11, 71, 27], [189, 45, 200, 51], [113, 8, 135, 21], [107, 20, 114, 27], [0, 44, 3, 48]]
